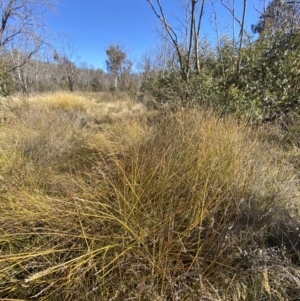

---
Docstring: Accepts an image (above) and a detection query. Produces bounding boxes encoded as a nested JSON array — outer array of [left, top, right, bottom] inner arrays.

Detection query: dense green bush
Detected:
[[141, 68, 224, 109], [225, 32, 300, 120], [141, 31, 300, 121]]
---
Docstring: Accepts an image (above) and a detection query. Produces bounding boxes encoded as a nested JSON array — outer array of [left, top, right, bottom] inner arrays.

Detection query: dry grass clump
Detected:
[[29, 91, 88, 109], [0, 92, 145, 199], [0, 95, 300, 300], [0, 98, 92, 194]]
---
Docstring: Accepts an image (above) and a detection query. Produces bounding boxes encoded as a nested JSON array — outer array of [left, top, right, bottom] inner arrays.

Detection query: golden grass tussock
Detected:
[[0, 92, 300, 300], [29, 91, 88, 110]]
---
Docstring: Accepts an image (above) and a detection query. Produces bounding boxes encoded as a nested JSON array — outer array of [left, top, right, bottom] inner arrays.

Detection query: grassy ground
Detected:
[[0, 91, 300, 300]]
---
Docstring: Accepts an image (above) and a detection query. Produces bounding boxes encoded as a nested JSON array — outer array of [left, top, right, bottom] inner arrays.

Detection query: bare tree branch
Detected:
[[220, 0, 251, 39], [146, 0, 186, 79], [211, 0, 226, 82], [146, 0, 207, 82], [195, 0, 206, 72], [236, 0, 247, 76]]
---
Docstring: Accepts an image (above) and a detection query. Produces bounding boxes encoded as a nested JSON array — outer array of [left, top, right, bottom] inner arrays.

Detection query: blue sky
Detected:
[[46, 0, 266, 70]]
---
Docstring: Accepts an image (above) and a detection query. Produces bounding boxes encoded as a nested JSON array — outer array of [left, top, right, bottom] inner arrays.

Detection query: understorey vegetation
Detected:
[[1, 0, 300, 300], [0, 92, 299, 300]]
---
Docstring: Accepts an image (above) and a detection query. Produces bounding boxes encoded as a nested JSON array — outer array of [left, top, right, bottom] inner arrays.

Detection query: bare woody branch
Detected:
[[146, 0, 207, 82], [146, 0, 186, 79]]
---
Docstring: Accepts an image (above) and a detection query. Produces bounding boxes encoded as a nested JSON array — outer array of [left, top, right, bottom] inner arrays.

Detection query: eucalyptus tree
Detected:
[[252, 0, 300, 39], [106, 44, 132, 89]]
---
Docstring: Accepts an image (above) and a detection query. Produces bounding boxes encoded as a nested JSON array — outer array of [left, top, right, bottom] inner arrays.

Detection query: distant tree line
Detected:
[[0, 0, 139, 95], [1, 0, 300, 122], [0, 44, 140, 95]]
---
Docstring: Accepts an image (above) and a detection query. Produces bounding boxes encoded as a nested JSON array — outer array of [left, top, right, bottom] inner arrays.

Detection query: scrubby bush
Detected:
[[141, 31, 300, 124], [223, 32, 300, 121]]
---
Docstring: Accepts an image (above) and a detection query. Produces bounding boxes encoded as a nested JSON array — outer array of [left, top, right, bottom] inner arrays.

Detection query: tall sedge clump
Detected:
[[83, 109, 300, 299], [0, 103, 299, 300]]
